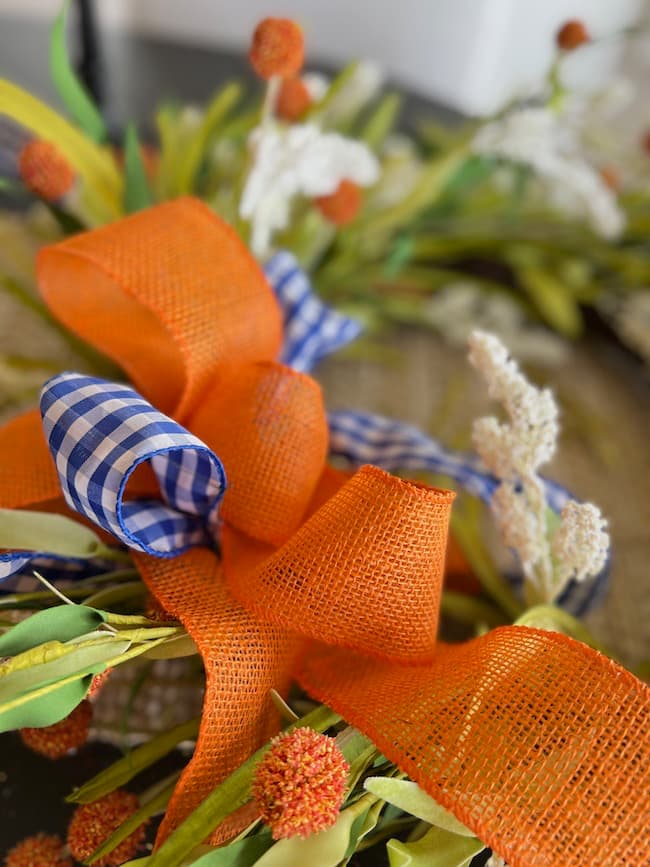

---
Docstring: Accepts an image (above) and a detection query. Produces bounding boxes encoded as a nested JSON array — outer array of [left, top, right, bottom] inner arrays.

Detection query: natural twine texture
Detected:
[[0, 198, 647, 865]]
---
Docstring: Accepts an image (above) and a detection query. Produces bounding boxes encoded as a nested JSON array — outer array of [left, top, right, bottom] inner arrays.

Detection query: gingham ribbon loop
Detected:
[[40, 373, 226, 556], [265, 251, 362, 372]]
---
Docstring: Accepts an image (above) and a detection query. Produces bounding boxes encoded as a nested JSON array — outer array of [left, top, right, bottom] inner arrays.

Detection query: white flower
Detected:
[[486, 856, 508, 867], [552, 501, 609, 584], [492, 482, 547, 577], [468, 330, 559, 479], [472, 107, 625, 239], [240, 122, 380, 257]]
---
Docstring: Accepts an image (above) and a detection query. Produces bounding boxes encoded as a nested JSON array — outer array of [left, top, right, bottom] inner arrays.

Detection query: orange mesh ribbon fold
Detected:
[[0, 198, 647, 866]]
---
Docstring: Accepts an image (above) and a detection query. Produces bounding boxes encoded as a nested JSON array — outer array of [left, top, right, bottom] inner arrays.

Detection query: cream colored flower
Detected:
[[240, 122, 380, 257]]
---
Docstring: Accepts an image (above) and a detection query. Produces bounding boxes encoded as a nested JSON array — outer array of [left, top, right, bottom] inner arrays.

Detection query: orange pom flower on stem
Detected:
[[5, 833, 72, 867], [556, 19, 590, 51], [67, 789, 149, 867], [249, 18, 304, 79], [252, 727, 349, 839], [315, 179, 363, 226], [20, 699, 93, 759], [277, 77, 313, 121], [18, 139, 75, 202]]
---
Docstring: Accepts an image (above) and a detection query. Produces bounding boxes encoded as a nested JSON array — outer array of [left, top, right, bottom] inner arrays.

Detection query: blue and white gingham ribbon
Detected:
[[327, 409, 607, 615], [0, 373, 227, 582], [265, 251, 362, 373], [40, 374, 226, 554]]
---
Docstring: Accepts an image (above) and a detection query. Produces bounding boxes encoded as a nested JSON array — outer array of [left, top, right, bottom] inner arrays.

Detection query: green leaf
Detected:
[[516, 265, 582, 338], [0, 637, 123, 705], [363, 778, 473, 837], [0, 604, 106, 656], [191, 834, 273, 866], [387, 826, 484, 867], [252, 794, 376, 867], [50, 0, 107, 142], [360, 93, 401, 150], [69, 716, 200, 803], [123, 122, 154, 213], [0, 508, 113, 560], [0, 673, 93, 730], [147, 705, 341, 867], [174, 82, 242, 195]]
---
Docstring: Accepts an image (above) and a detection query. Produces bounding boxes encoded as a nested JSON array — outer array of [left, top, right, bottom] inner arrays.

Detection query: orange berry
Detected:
[[5, 833, 72, 867], [249, 18, 304, 79], [20, 699, 93, 759], [67, 789, 149, 867], [599, 165, 620, 192], [556, 20, 590, 51], [315, 180, 362, 226], [18, 139, 75, 201], [252, 727, 349, 839], [88, 668, 112, 698], [277, 77, 313, 121]]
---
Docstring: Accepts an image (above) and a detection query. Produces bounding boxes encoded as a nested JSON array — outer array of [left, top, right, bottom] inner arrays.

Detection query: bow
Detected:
[[0, 199, 647, 866]]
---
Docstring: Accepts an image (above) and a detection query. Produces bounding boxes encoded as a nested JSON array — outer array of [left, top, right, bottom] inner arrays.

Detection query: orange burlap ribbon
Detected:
[[0, 199, 648, 865]]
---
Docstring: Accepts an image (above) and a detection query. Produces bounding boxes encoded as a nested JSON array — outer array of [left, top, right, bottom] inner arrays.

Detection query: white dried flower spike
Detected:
[[240, 122, 380, 257], [486, 855, 508, 867], [468, 330, 609, 602], [468, 330, 559, 480], [472, 107, 625, 240], [552, 501, 609, 585]]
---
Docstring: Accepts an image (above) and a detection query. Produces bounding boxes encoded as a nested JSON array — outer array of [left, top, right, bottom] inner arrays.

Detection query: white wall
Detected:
[[0, 0, 644, 114]]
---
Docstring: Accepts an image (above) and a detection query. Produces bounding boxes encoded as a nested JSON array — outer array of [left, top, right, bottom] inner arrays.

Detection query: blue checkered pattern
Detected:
[[1, 373, 228, 582], [265, 251, 362, 372], [327, 409, 607, 615], [39, 373, 226, 553]]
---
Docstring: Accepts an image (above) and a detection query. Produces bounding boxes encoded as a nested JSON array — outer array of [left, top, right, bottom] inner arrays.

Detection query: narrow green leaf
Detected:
[[0, 673, 93, 730], [69, 716, 200, 804], [147, 705, 341, 867], [253, 794, 376, 867], [0, 508, 113, 560], [516, 265, 582, 338], [363, 778, 473, 837], [387, 826, 484, 867], [360, 93, 401, 150], [0, 604, 106, 656], [174, 82, 242, 195], [0, 637, 126, 705], [50, 0, 107, 142], [123, 123, 154, 213], [191, 834, 273, 866]]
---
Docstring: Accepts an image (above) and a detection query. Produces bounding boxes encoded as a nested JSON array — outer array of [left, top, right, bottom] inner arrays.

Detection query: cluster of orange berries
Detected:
[[5, 789, 148, 867], [249, 17, 362, 226]]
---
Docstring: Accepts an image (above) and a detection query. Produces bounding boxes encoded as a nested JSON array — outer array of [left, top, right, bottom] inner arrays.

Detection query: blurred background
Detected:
[[0, 0, 647, 116]]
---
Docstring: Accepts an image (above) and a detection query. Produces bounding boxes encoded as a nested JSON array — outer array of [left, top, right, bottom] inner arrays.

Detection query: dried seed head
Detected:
[[252, 727, 349, 839], [67, 789, 149, 867], [20, 699, 93, 759], [5, 833, 72, 867], [249, 18, 304, 79]]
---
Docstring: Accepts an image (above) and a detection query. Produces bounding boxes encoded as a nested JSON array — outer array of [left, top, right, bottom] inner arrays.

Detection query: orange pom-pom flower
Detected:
[[315, 179, 363, 226], [249, 18, 304, 79], [20, 699, 93, 759], [556, 19, 590, 51], [18, 139, 75, 202], [252, 727, 349, 839], [67, 789, 148, 867], [5, 833, 72, 867], [277, 77, 313, 121]]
